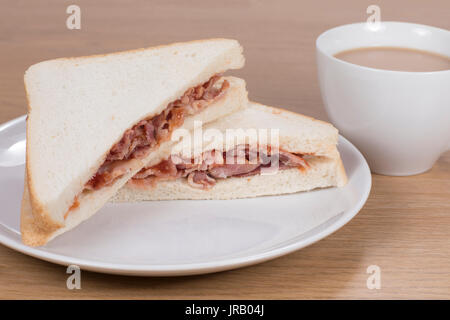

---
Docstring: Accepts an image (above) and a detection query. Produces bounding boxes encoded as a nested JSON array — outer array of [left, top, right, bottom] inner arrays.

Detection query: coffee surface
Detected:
[[334, 47, 450, 72]]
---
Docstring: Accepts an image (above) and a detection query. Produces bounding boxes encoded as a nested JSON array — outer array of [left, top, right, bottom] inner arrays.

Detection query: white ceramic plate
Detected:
[[0, 116, 371, 276]]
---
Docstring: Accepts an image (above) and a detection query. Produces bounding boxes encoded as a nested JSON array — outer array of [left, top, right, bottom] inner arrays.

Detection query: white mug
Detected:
[[316, 22, 450, 176]]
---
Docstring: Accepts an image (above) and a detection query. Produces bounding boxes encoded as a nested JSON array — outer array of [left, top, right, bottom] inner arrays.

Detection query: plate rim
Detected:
[[0, 115, 372, 276]]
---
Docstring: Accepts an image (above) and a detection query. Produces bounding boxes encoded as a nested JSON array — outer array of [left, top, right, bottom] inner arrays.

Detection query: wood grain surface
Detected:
[[0, 0, 449, 299]]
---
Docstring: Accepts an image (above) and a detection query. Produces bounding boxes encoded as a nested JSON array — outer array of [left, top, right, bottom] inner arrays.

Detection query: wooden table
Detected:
[[0, 0, 449, 299]]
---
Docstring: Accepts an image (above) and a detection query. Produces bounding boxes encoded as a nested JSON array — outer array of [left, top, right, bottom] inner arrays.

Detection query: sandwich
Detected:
[[21, 39, 247, 246], [112, 102, 347, 201]]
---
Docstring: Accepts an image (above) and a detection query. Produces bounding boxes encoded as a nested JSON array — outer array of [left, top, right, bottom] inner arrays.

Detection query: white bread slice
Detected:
[[22, 77, 247, 245], [22, 39, 246, 247], [112, 102, 347, 202], [112, 157, 346, 201], [205, 101, 341, 157]]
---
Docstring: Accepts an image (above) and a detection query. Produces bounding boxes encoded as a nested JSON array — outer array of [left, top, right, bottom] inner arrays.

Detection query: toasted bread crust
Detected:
[[24, 92, 64, 235], [21, 172, 61, 246], [335, 154, 348, 187], [29, 38, 243, 66]]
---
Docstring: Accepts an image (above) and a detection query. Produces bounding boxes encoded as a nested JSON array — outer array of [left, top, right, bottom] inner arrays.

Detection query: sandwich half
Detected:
[[112, 102, 347, 201], [21, 39, 247, 246]]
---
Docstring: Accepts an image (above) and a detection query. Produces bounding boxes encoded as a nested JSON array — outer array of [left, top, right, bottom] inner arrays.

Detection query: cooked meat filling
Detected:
[[85, 75, 229, 191], [129, 145, 309, 190]]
